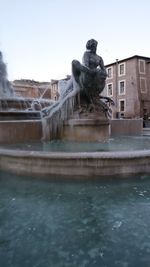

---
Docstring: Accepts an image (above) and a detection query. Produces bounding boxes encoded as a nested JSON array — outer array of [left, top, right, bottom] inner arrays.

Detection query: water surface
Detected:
[[0, 172, 150, 266], [1, 135, 150, 152]]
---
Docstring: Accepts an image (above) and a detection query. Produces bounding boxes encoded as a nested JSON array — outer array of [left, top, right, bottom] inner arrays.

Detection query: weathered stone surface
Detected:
[[0, 149, 149, 177]]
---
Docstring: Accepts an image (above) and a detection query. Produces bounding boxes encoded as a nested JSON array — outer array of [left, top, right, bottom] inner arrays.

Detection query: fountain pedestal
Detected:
[[62, 112, 110, 142]]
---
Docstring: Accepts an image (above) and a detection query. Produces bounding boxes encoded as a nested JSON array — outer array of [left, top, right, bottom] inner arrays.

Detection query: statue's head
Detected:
[[86, 39, 98, 52]]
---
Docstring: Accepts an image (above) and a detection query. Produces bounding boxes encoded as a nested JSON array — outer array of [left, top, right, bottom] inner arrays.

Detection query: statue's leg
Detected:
[[72, 60, 86, 96], [94, 71, 106, 94], [72, 60, 82, 84]]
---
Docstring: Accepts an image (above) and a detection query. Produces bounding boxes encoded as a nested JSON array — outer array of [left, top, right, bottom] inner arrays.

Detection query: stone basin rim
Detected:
[[0, 148, 150, 159], [0, 148, 149, 177]]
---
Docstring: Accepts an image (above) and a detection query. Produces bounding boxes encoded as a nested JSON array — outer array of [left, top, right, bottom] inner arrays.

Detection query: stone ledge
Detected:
[[0, 120, 42, 144], [0, 148, 149, 178], [65, 118, 109, 126]]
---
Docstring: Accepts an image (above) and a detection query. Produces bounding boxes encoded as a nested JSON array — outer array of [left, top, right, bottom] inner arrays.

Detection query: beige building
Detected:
[[50, 80, 59, 100], [104, 55, 150, 119], [13, 79, 51, 99], [51, 76, 71, 100], [12, 56, 150, 121]]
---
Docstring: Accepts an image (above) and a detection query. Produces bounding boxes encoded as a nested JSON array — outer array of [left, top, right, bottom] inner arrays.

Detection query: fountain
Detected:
[[0, 51, 54, 143], [0, 41, 150, 267], [41, 39, 113, 141], [0, 40, 149, 177]]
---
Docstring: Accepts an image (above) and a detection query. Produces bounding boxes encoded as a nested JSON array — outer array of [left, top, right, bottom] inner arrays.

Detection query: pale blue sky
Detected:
[[1, 0, 150, 81]]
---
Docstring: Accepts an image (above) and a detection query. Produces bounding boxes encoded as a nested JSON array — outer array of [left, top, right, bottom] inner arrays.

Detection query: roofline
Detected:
[[105, 55, 150, 67]]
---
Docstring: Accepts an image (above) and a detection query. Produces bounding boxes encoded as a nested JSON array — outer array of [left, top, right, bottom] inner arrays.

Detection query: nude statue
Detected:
[[71, 39, 107, 106]]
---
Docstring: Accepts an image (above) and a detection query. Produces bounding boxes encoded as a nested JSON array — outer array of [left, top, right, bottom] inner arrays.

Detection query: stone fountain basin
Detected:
[[0, 148, 149, 178], [0, 110, 41, 120]]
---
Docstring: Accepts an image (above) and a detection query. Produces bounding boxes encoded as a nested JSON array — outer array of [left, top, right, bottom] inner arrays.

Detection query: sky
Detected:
[[1, 0, 150, 82]]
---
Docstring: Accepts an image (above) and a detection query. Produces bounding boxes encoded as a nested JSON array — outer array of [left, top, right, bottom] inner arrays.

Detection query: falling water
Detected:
[[0, 51, 15, 98], [41, 76, 80, 140]]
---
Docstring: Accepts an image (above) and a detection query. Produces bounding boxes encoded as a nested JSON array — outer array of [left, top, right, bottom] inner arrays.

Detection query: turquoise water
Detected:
[[0, 171, 150, 267], [1, 136, 150, 152]]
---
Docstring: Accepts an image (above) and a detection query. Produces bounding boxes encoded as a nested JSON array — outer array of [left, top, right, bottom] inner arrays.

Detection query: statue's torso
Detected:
[[82, 51, 101, 69]]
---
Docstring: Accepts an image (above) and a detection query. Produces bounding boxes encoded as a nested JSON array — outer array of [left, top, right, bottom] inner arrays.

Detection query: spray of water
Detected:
[[0, 51, 15, 97], [41, 76, 80, 140]]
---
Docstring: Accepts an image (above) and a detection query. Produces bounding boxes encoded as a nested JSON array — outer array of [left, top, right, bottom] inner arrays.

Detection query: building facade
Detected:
[[12, 56, 150, 121], [13, 79, 51, 99], [51, 76, 71, 100], [104, 55, 150, 119]]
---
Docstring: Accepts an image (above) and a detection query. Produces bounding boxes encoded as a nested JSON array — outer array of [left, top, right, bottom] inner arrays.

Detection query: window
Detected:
[[140, 77, 147, 93], [139, 60, 145, 74], [118, 63, 125, 76], [119, 99, 125, 112], [107, 67, 113, 78], [119, 80, 125, 95], [107, 83, 113, 96]]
